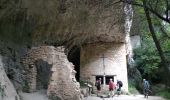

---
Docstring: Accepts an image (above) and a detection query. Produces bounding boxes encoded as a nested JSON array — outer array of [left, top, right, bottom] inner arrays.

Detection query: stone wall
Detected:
[[80, 42, 128, 92], [22, 46, 82, 100]]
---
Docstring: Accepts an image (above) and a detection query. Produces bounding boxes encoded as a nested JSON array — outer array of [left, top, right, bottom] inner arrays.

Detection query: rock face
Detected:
[[15, 0, 132, 44], [0, 55, 20, 100], [0, 0, 134, 98], [22, 46, 82, 100], [0, 40, 28, 89]]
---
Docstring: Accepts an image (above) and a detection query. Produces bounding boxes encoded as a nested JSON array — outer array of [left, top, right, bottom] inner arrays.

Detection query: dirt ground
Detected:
[[84, 95, 166, 100], [20, 92, 166, 100], [20, 90, 48, 100], [19, 89, 166, 100]]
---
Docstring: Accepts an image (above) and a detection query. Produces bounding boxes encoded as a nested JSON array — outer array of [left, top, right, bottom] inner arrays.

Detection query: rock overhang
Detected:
[[21, 0, 132, 44]]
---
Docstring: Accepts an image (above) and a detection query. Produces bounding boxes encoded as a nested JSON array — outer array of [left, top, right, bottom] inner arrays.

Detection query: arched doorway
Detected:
[[34, 59, 52, 90]]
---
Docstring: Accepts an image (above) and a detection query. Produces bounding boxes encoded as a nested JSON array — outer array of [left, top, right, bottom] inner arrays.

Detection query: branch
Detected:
[[104, 0, 170, 24], [160, 27, 170, 39], [165, 0, 169, 20], [121, 0, 170, 24], [148, 6, 170, 24], [154, 0, 159, 11]]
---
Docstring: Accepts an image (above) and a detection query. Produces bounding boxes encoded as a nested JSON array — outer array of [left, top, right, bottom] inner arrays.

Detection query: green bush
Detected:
[[128, 83, 139, 95], [79, 80, 93, 87], [155, 90, 170, 99], [79, 80, 87, 87]]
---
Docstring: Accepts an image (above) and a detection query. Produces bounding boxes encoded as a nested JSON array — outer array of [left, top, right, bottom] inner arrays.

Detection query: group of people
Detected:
[[95, 78, 123, 97], [95, 78, 150, 98], [108, 79, 123, 97]]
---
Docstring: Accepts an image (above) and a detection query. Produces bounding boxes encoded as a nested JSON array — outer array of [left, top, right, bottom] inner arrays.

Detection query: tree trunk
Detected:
[[143, 0, 170, 86]]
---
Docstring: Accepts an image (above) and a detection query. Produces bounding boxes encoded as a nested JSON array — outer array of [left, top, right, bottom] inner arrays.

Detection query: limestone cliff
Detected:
[[0, 0, 132, 45], [0, 0, 133, 99]]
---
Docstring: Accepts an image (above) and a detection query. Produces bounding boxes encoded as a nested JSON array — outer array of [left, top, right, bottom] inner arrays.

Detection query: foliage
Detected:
[[122, 0, 170, 23], [133, 46, 160, 79], [155, 90, 170, 99], [128, 82, 139, 94], [79, 80, 93, 87], [79, 80, 87, 87], [131, 0, 170, 86]]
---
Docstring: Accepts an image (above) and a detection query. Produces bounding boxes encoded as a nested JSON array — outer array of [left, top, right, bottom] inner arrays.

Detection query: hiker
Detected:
[[95, 78, 101, 96], [116, 80, 123, 95], [108, 79, 116, 97], [143, 79, 150, 98]]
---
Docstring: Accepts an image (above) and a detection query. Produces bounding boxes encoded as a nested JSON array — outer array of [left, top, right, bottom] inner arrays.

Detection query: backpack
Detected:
[[144, 81, 149, 89], [118, 81, 123, 87]]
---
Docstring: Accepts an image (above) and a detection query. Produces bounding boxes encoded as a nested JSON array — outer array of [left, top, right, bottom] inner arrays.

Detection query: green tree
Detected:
[[120, 0, 170, 87]]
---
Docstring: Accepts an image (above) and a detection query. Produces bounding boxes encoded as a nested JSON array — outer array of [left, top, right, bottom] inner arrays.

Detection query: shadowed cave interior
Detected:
[[35, 59, 52, 90], [68, 46, 80, 82]]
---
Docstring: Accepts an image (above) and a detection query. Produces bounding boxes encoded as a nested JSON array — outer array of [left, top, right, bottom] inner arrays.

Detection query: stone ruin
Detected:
[[22, 46, 82, 100]]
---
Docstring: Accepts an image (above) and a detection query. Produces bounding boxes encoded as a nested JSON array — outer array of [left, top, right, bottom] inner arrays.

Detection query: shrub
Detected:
[[128, 83, 139, 95], [155, 90, 170, 99]]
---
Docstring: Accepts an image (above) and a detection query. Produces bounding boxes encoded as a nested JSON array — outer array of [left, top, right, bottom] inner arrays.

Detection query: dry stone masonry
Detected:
[[22, 46, 82, 100], [80, 43, 128, 92]]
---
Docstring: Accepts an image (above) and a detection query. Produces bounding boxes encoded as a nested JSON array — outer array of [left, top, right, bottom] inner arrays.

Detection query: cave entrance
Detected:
[[68, 46, 80, 82], [34, 59, 52, 90]]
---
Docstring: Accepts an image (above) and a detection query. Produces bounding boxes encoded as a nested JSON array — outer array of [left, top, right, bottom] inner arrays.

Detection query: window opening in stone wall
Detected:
[[35, 59, 52, 90], [95, 75, 103, 84], [105, 75, 114, 85]]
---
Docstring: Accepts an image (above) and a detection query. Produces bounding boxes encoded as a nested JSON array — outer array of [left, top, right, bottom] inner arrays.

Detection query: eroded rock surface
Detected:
[[0, 55, 20, 100]]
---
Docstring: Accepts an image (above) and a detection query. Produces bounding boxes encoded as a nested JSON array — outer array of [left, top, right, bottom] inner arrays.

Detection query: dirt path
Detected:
[[20, 91, 166, 100], [20, 90, 48, 100], [84, 95, 166, 100]]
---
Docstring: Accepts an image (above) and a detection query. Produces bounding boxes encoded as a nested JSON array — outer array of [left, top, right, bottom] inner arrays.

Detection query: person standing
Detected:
[[116, 80, 123, 95], [108, 79, 116, 97], [143, 79, 150, 98], [95, 78, 101, 96]]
